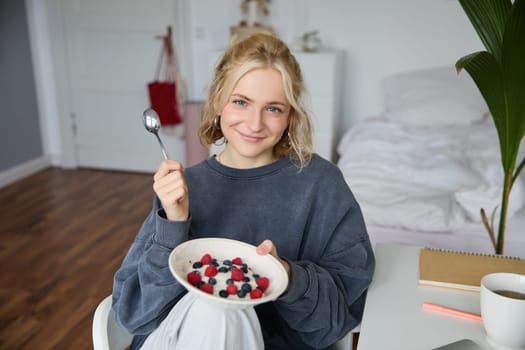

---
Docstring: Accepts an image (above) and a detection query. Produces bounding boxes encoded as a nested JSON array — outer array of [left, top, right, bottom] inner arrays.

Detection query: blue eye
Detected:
[[233, 100, 247, 106], [267, 106, 283, 113]]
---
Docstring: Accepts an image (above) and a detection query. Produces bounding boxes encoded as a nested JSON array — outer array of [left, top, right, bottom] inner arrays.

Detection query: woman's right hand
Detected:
[[153, 160, 189, 221]]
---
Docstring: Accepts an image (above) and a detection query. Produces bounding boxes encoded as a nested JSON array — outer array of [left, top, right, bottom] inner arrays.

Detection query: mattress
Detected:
[[367, 206, 525, 258], [336, 66, 525, 259]]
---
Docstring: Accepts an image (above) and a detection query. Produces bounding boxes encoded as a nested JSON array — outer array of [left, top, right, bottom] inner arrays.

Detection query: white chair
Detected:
[[92, 295, 358, 350], [334, 324, 360, 350], [92, 295, 133, 350]]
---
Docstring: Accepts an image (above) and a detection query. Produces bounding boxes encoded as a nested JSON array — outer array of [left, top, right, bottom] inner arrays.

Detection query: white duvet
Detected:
[[337, 115, 525, 232]]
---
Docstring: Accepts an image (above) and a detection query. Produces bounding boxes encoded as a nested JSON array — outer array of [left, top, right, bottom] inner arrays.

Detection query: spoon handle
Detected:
[[155, 133, 169, 160]]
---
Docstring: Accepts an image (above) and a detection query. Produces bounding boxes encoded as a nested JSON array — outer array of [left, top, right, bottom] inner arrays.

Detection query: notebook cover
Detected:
[[418, 248, 525, 292]]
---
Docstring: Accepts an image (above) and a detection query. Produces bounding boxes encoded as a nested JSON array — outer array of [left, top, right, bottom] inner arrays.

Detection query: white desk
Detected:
[[357, 244, 490, 349]]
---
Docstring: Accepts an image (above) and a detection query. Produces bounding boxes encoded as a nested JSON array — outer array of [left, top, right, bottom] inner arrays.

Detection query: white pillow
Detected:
[[382, 65, 489, 126]]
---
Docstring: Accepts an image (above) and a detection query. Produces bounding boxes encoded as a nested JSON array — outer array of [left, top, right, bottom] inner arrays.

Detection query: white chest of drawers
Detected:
[[293, 50, 342, 162]]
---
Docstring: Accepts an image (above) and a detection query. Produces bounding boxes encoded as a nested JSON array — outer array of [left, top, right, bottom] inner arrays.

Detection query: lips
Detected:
[[238, 130, 265, 142]]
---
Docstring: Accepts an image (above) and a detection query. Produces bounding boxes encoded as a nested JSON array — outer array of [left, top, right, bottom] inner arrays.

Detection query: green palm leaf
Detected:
[[456, 0, 525, 254], [456, 52, 507, 161], [501, 0, 525, 169], [458, 0, 511, 63]]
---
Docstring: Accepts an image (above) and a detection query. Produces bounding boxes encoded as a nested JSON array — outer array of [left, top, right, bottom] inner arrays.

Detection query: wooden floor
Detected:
[[0, 168, 153, 350]]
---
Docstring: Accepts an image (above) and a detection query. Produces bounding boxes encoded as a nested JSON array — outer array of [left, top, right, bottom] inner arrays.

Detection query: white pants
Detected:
[[140, 293, 264, 350]]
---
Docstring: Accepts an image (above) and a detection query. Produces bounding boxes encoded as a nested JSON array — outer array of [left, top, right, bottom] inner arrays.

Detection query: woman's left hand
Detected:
[[256, 239, 291, 278]]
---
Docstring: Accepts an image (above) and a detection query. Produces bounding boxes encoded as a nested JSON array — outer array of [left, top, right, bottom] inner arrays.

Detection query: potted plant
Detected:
[[456, 0, 525, 254]]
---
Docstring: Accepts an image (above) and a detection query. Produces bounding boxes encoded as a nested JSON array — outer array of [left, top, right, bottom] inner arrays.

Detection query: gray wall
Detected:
[[0, 0, 43, 172]]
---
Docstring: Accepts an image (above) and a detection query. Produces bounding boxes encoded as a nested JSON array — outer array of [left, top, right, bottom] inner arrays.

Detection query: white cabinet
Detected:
[[209, 50, 342, 162]]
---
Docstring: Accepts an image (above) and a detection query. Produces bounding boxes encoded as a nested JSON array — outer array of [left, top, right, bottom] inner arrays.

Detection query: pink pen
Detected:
[[422, 302, 482, 322]]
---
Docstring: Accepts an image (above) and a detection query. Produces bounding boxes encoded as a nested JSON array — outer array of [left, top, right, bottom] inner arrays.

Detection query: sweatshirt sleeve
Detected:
[[274, 175, 376, 348], [112, 196, 190, 335]]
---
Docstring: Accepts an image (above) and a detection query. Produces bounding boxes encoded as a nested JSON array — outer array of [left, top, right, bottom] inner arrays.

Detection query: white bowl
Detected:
[[169, 238, 289, 309]]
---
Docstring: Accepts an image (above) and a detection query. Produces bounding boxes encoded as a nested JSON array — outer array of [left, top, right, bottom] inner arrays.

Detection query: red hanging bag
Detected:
[[148, 34, 182, 125]]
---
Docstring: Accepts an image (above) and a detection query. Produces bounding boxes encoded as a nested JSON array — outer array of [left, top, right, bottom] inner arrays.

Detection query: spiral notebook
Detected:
[[418, 247, 525, 292]]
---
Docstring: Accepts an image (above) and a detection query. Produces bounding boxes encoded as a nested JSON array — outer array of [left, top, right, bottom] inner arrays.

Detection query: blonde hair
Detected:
[[199, 33, 313, 168]]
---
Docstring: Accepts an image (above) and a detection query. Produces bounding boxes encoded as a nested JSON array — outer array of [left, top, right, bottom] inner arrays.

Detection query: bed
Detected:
[[336, 66, 525, 258]]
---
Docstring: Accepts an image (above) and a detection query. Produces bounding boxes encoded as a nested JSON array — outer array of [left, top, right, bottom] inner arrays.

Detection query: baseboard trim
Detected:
[[0, 156, 52, 189]]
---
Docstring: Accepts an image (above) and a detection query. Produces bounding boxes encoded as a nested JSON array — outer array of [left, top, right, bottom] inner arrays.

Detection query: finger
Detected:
[[153, 164, 186, 192], [166, 183, 188, 203], [257, 240, 291, 290], [256, 239, 275, 256], [154, 160, 184, 181], [153, 160, 184, 181], [154, 176, 187, 203], [154, 169, 185, 190]]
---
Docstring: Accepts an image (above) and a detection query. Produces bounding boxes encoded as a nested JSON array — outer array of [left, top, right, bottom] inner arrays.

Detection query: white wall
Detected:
[[23, 0, 484, 176], [183, 0, 483, 135]]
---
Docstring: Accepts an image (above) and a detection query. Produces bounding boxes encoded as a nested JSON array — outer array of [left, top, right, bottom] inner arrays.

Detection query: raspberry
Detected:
[[231, 268, 244, 281], [226, 284, 238, 295], [250, 288, 263, 299], [204, 265, 218, 277], [199, 283, 214, 294], [256, 277, 270, 291], [232, 257, 243, 265], [200, 253, 212, 265], [188, 254, 270, 300], [187, 271, 201, 286]]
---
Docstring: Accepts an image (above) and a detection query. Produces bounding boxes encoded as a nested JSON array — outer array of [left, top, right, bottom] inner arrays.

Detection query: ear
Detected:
[[212, 96, 222, 115]]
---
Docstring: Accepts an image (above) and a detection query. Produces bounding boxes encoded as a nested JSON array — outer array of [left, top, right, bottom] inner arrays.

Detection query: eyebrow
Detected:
[[231, 93, 288, 106]]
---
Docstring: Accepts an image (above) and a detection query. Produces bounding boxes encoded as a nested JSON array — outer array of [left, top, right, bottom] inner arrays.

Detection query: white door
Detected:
[[61, 0, 185, 172]]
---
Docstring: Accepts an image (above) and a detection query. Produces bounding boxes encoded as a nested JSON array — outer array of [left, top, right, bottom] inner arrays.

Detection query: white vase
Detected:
[[246, 1, 258, 27]]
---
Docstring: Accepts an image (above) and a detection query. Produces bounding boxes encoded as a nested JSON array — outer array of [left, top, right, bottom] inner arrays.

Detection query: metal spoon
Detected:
[[142, 108, 169, 160]]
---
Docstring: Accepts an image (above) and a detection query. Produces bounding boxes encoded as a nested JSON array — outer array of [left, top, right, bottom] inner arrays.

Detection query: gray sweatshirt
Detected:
[[112, 154, 375, 350]]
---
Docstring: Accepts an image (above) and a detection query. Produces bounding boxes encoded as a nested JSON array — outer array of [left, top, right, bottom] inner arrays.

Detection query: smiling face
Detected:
[[218, 68, 291, 168]]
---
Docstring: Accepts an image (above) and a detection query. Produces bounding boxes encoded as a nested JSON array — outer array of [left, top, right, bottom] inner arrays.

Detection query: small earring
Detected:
[[214, 116, 221, 130]]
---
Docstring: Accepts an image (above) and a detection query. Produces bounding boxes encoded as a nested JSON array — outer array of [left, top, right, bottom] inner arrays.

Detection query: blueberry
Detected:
[[237, 289, 247, 298], [252, 274, 260, 279], [211, 259, 219, 266], [219, 290, 228, 298], [243, 277, 250, 282], [218, 266, 229, 273], [192, 262, 203, 269], [240, 265, 248, 273], [196, 281, 205, 288], [208, 277, 217, 285], [223, 259, 232, 266], [241, 283, 252, 292]]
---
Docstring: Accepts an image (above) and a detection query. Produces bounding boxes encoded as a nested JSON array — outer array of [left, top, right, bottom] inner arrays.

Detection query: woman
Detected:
[[112, 33, 375, 350]]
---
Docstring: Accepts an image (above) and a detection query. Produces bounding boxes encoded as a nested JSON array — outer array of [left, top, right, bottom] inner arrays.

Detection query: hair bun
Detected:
[[229, 30, 275, 47]]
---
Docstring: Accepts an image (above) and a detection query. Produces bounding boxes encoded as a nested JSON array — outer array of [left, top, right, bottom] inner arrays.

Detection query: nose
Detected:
[[246, 108, 264, 132]]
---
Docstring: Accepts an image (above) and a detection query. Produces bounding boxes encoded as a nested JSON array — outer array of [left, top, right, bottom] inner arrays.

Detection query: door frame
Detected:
[[26, 0, 193, 169]]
